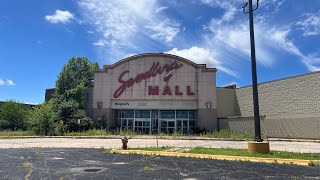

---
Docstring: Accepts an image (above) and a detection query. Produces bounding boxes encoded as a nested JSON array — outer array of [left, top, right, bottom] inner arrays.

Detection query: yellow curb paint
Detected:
[[111, 149, 320, 166]]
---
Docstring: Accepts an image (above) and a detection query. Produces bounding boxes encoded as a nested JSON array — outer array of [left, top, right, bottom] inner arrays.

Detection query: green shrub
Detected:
[[0, 100, 30, 130], [27, 102, 55, 135]]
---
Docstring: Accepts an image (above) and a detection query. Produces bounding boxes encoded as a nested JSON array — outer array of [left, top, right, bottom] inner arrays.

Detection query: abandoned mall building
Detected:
[[46, 53, 320, 139]]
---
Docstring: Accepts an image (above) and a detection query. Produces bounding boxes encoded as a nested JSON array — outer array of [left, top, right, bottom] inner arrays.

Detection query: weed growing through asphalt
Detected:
[[23, 161, 33, 180], [143, 165, 155, 170], [308, 161, 320, 166], [36, 151, 43, 157]]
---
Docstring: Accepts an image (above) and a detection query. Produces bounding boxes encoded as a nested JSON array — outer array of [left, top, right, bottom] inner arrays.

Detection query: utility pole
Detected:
[[242, 0, 262, 142]]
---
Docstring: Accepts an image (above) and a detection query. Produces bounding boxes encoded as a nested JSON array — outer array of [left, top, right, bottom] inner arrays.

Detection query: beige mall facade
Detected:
[[91, 53, 217, 133]]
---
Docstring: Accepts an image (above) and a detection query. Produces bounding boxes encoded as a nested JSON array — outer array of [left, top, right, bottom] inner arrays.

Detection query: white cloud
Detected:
[[78, 0, 181, 60], [6, 80, 15, 86], [155, 6, 168, 13], [166, 46, 237, 76], [203, 0, 237, 27], [200, 0, 320, 72], [145, 20, 180, 43], [45, 10, 74, 24], [92, 40, 106, 46], [296, 11, 320, 36], [0, 79, 15, 86]]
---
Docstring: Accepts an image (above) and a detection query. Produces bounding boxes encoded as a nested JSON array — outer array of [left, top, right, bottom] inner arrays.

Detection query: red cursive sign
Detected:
[[113, 61, 183, 98]]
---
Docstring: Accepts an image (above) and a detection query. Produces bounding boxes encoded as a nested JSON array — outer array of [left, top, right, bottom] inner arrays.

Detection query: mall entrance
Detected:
[[115, 110, 196, 134]]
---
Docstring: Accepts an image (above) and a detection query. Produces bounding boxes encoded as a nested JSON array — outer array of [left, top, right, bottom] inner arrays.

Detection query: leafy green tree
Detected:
[[53, 57, 99, 131], [27, 102, 56, 135], [0, 100, 29, 130], [55, 57, 99, 109]]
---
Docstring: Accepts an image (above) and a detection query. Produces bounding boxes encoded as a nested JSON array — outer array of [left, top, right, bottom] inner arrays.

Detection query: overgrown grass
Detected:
[[0, 130, 35, 136], [0, 129, 257, 141], [65, 129, 112, 136], [129, 146, 173, 151], [199, 130, 254, 140], [186, 147, 320, 160]]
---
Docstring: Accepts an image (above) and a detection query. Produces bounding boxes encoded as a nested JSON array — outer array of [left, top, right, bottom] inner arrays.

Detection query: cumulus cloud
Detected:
[[296, 11, 320, 36], [45, 10, 74, 24], [0, 79, 15, 86], [166, 46, 237, 76]]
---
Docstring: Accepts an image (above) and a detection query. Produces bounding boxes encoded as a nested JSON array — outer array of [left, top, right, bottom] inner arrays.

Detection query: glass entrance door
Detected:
[[159, 120, 176, 133]]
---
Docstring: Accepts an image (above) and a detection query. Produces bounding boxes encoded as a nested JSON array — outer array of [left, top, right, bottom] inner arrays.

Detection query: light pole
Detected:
[[242, 0, 263, 142]]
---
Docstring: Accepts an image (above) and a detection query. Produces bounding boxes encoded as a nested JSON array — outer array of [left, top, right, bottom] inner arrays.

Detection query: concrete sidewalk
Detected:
[[0, 138, 319, 153]]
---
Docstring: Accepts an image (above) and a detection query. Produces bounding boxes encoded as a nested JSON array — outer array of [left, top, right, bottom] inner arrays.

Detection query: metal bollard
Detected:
[[121, 137, 128, 150]]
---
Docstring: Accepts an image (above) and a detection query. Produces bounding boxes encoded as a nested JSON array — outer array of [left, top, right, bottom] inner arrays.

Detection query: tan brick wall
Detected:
[[219, 116, 320, 139], [216, 88, 240, 118], [236, 71, 320, 117], [219, 71, 320, 139]]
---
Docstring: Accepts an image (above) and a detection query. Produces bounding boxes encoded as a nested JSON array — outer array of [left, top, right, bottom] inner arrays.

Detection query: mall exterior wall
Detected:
[[218, 71, 320, 139], [92, 53, 218, 131]]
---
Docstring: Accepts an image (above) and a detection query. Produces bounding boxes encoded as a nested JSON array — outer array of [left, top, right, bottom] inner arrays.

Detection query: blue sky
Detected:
[[0, 0, 319, 104]]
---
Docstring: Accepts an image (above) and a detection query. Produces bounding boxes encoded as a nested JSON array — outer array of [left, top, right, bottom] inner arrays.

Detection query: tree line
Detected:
[[0, 57, 106, 135]]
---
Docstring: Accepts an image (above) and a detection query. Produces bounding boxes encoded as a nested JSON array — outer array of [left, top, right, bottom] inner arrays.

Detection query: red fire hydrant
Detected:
[[121, 137, 128, 150]]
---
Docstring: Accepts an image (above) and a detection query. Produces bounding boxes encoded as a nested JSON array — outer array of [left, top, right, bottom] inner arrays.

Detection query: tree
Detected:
[[27, 102, 55, 135], [55, 57, 99, 109], [53, 57, 99, 131], [0, 100, 29, 130]]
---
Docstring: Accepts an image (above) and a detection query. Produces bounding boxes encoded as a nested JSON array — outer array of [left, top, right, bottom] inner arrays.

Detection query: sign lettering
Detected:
[[114, 61, 183, 98]]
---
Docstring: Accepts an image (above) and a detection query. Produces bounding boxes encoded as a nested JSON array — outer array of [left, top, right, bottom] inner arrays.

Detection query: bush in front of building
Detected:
[[26, 102, 56, 136], [0, 100, 30, 131]]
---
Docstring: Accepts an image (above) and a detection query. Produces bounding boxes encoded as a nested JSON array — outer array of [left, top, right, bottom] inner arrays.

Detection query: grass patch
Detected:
[[103, 149, 114, 154], [23, 161, 33, 180], [199, 130, 254, 140], [143, 165, 155, 170], [186, 147, 320, 160], [65, 129, 112, 136], [129, 146, 173, 151], [0, 130, 35, 136]]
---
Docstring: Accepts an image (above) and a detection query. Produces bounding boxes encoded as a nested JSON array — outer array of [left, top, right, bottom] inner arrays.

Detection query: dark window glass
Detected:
[[189, 110, 197, 119], [122, 110, 134, 118], [135, 110, 150, 118], [176, 110, 188, 118], [160, 110, 175, 118]]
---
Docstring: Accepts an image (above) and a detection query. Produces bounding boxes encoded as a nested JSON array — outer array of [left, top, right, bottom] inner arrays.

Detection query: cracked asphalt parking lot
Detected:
[[0, 148, 319, 180]]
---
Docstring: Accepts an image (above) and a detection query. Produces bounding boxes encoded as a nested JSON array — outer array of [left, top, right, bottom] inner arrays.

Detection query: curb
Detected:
[[111, 149, 320, 166], [0, 136, 319, 143]]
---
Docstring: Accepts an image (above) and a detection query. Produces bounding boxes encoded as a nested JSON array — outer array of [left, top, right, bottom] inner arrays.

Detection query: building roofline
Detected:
[[237, 70, 320, 89], [100, 53, 217, 72]]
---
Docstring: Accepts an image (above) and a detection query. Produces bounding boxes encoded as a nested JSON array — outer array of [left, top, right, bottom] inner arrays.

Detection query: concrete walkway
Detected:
[[0, 138, 319, 153]]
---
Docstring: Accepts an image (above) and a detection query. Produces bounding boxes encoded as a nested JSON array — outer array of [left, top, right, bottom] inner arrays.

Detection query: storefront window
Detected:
[[135, 110, 150, 118], [189, 111, 196, 119], [122, 110, 134, 118], [176, 110, 188, 118], [115, 110, 196, 134], [160, 110, 175, 119]]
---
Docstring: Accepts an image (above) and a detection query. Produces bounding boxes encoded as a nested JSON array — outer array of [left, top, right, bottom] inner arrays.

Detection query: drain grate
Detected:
[[83, 168, 102, 172]]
